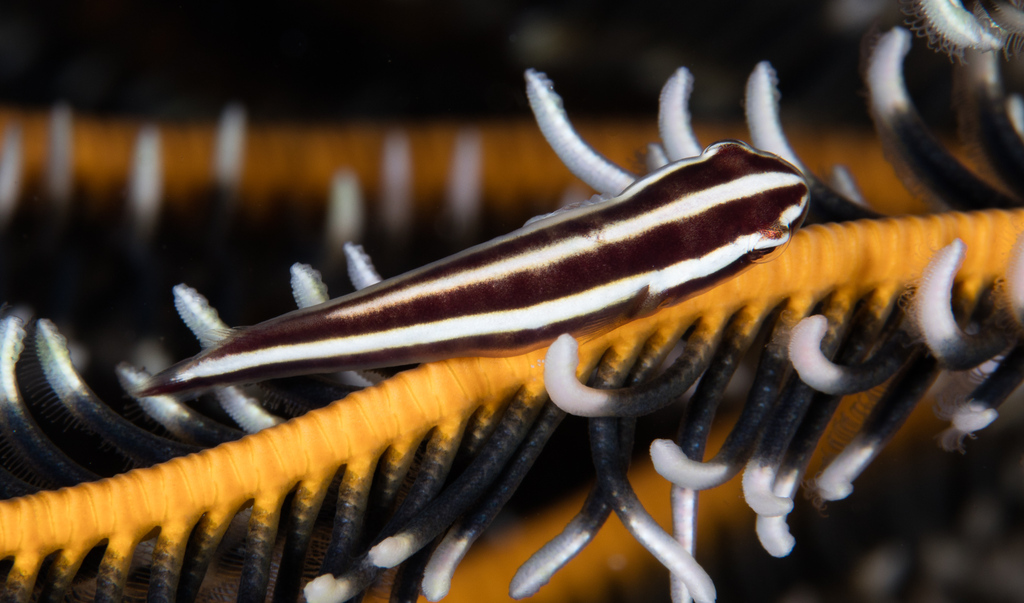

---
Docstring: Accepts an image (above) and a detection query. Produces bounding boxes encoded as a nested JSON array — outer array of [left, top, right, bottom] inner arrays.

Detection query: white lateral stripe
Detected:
[[362, 171, 804, 310], [599, 171, 801, 243], [176, 232, 767, 382], [779, 202, 806, 226]]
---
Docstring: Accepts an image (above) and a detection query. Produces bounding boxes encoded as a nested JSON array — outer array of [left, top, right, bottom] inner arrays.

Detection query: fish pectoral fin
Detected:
[[627, 284, 669, 319], [200, 326, 238, 348], [572, 285, 658, 342]]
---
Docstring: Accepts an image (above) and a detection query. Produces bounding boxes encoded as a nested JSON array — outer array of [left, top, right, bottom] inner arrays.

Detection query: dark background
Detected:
[[0, 0, 1006, 127], [0, 3, 1022, 602]]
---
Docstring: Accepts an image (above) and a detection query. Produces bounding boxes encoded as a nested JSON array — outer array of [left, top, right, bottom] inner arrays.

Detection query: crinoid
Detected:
[[0, 19, 1022, 603], [901, 0, 1024, 58]]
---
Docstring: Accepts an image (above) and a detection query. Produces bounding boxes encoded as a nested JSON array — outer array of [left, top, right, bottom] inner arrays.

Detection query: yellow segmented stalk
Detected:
[[0, 209, 1020, 593]]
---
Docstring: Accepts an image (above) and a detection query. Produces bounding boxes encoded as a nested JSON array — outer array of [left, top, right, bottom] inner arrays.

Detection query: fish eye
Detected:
[[751, 223, 792, 264]]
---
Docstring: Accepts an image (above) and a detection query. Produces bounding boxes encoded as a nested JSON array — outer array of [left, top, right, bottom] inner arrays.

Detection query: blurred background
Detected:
[[0, 2, 1022, 602], [1, 0, 1014, 124]]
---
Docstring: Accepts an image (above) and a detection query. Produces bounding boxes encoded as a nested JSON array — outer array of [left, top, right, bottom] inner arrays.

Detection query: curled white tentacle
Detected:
[[0, 123, 23, 232], [788, 315, 848, 394], [542, 334, 617, 417], [659, 67, 702, 161], [172, 284, 230, 349], [741, 459, 794, 517], [525, 69, 636, 195], [213, 103, 247, 194], [343, 243, 383, 291], [650, 439, 733, 490], [1004, 232, 1024, 327], [290, 263, 330, 308], [812, 434, 879, 501], [745, 61, 807, 173], [912, 239, 968, 361], [902, 0, 1003, 58], [444, 129, 484, 241], [127, 125, 163, 243], [326, 169, 365, 254]]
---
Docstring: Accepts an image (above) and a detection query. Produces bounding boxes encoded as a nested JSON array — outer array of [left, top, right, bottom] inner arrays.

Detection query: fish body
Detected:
[[138, 141, 808, 397]]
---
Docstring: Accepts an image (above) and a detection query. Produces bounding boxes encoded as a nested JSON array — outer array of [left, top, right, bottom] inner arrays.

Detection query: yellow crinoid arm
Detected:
[[0, 108, 921, 221], [0, 209, 1021, 588]]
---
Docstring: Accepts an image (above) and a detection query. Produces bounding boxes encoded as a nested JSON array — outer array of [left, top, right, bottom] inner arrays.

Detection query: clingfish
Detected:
[[137, 140, 809, 397]]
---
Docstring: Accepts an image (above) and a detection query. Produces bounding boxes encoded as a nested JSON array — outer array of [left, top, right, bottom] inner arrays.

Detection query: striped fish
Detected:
[[137, 140, 809, 397]]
